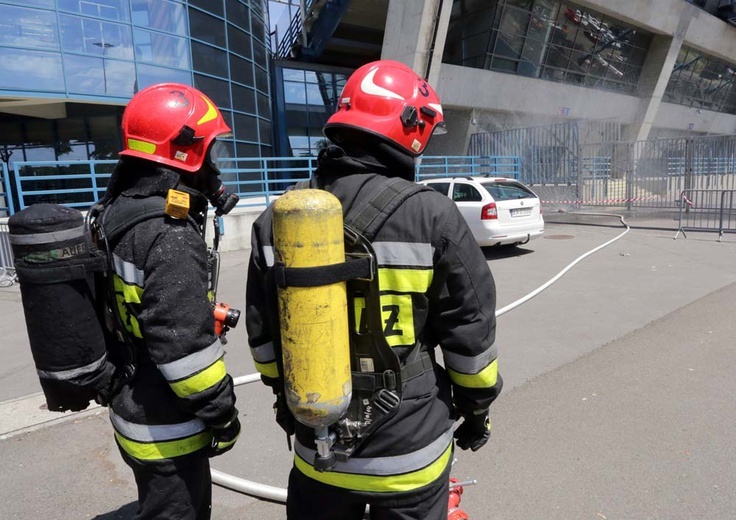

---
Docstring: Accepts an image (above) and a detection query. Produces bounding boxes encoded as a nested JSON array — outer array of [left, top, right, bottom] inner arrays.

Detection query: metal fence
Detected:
[[674, 189, 736, 241], [468, 119, 621, 185], [0, 222, 14, 287], [578, 136, 736, 209], [1, 162, 12, 215], [415, 156, 520, 180], [0, 155, 519, 215]]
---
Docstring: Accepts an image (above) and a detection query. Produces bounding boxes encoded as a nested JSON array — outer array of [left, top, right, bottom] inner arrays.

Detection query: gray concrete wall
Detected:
[[436, 58, 736, 147], [430, 0, 736, 151], [436, 64, 641, 121], [654, 102, 736, 134]]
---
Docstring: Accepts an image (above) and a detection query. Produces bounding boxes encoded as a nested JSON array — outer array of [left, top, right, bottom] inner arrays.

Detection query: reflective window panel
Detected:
[[57, 0, 130, 22], [135, 63, 192, 91], [190, 0, 224, 17], [189, 7, 226, 47], [59, 14, 134, 59], [64, 54, 136, 97], [131, 0, 187, 35], [277, 66, 349, 156], [0, 47, 64, 92], [133, 29, 190, 69], [443, 0, 652, 95], [664, 46, 736, 115], [191, 41, 229, 78], [0, 4, 58, 50]]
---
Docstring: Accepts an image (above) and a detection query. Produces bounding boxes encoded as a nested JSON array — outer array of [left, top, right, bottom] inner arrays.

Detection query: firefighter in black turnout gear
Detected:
[[245, 60, 502, 519], [100, 83, 240, 520]]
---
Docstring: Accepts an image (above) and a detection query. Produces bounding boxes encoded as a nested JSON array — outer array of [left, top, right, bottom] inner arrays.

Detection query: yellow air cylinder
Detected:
[[273, 188, 352, 429]]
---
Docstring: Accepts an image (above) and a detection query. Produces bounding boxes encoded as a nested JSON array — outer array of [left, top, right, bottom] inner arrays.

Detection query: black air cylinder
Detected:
[[8, 204, 113, 412]]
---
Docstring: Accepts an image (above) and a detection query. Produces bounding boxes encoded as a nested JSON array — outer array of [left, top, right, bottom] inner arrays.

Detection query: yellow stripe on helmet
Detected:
[[197, 96, 219, 125]]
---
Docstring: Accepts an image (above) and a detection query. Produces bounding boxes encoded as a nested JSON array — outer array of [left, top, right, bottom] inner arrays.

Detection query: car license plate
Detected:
[[511, 208, 532, 217]]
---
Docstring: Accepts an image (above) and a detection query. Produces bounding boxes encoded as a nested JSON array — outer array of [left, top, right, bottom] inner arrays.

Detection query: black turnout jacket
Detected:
[[246, 146, 502, 505], [102, 159, 237, 463]]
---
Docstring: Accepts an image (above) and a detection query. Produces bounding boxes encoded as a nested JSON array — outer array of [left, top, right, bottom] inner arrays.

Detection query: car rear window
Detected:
[[481, 181, 536, 201], [424, 182, 450, 196]]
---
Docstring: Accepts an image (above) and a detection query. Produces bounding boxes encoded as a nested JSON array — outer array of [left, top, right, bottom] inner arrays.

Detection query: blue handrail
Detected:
[[1, 162, 14, 216], [3, 155, 521, 215]]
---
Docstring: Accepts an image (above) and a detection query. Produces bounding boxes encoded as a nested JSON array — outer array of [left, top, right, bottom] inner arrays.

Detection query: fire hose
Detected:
[[211, 213, 631, 508]]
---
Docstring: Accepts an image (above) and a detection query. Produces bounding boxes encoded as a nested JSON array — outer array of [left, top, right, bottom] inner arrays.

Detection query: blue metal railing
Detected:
[[1, 162, 14, 216], [10, 159, 117, 212], [415, 156, 520, 181], [3, 155, 521, 215]]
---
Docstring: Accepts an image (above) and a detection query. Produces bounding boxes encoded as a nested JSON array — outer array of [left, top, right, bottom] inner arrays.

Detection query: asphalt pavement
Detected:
[[1, 212, 735, 520]]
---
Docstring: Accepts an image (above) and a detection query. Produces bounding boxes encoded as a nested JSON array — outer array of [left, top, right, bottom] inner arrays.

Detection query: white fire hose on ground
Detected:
[[212, 213, 631, 502]]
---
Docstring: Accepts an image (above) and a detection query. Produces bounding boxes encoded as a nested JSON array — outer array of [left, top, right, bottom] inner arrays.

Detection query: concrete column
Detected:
[[624, 4, 697, 142], [382, 0, 452, 85]]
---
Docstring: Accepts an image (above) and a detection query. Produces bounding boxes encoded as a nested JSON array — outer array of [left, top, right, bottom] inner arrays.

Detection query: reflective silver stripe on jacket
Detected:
[[109, 409, 207, 442], [9, 225, 87, 245], [36, 353, 108, 380], [443, 345, 499, 374], [250, 341, 275, 363], [372, 242, 434, 267], [294, 427, 454, 476], [264, 242, 433, 269], [157, 338, 224, 381], [112, 253, 144, 287]]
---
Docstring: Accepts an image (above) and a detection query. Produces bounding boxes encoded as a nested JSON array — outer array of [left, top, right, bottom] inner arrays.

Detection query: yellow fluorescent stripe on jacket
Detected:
[[447, 358, 498, 389], [114, 431, 211, 460], [254, 360, 279, 379], [378, 268, 433, 293], [169, 358, 227, 397], [113, 276, 143, 338], [379, 293, 415, 347], [294, 442, 452, 493]]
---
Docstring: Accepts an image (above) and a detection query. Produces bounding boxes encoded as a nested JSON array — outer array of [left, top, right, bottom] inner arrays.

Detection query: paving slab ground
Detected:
[[1, 214, 734, 519]]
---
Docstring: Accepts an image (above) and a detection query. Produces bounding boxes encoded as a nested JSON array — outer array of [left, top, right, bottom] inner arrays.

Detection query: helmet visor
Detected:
[[432, 121, 447, 136], [207, 138, 232, 167]]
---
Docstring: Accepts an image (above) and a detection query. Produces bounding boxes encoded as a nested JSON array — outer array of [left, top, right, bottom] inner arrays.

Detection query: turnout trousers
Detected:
[[119, 447, 212, 520]]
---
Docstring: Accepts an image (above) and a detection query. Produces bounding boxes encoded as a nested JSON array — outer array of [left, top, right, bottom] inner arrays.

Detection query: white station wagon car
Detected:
[[418, 176, 545, 247]]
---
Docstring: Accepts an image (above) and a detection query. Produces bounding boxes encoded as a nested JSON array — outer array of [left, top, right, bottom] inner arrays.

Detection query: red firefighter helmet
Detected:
[[323, 60, 445, 157], [120, 83, 231, 173]]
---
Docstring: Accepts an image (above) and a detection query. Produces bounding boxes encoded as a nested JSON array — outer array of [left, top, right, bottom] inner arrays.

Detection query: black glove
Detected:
[[454, 409, 491, 452], [209, 414, 241, 457], [274, 393, 295, 436]]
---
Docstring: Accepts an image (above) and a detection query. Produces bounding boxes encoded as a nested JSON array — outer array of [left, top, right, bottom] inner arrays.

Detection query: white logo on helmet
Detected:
[[360, 68, 404, 100], [411, 139, 422, 152], [428, 103, 443, 115], [175, 151, 188, 162]]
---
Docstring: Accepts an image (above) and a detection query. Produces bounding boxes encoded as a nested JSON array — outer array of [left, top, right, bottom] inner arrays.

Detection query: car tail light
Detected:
[[481, 202, 497, 220]]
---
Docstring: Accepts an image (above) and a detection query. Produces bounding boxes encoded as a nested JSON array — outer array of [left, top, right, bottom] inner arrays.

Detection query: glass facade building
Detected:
[[444, 0, 654, 95], [664, 45, 736, 115], [0, 0, 272, 170], [272, 64, 348, 157]]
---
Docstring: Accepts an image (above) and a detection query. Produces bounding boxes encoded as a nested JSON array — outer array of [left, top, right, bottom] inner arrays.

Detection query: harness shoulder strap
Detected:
[[101, 197, 167, 243], [274, 177, 431, 288], [344, 177, 432, 241]]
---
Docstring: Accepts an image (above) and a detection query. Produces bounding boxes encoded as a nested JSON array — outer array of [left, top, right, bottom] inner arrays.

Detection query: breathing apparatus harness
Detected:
[[88, 171, 241, 403], [273, 176, 436, 471]]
